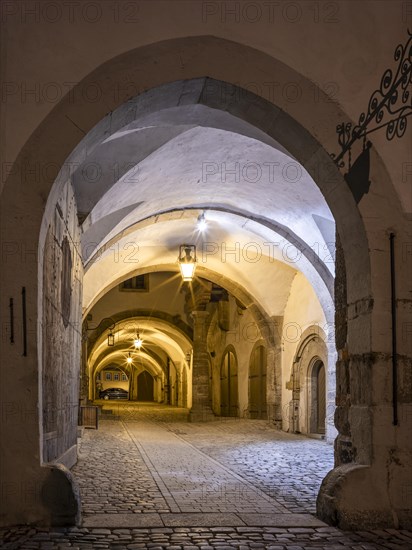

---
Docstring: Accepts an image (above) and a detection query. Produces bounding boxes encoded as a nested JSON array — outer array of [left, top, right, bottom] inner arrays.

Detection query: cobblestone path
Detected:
[[124, 420, 288, 515], [2, 405, 411, 548], [71, 419, 170, 515], [163, 419, 333, 514], [2, 525, 412, 549], [72, 405, 332, 519]]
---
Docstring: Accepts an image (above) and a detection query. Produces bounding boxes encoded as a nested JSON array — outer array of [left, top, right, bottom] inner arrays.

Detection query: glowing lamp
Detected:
[[134, 331, 143, 349], [178, 244, 197, 282], [107, 331, 114, 347], [197, 213, 207, 232]]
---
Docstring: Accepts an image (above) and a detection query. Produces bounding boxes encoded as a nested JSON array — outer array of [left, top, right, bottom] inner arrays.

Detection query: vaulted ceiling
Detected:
[[57, 80, 335, 322]]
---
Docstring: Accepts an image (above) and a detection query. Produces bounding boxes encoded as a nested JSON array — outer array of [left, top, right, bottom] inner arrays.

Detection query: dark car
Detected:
[[99, 387, 129, 400]]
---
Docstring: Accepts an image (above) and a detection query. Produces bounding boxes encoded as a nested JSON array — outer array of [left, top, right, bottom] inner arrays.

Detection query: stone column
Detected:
[[189, 310, 215, 422], [80, 329, 90, 404]]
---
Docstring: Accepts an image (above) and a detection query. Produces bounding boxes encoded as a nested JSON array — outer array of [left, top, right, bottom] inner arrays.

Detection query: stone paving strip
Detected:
[[161, 419, 334, 514], [1, 525, 412, 549], [72, 419, 170, 516], [123, 420, 289, 515]]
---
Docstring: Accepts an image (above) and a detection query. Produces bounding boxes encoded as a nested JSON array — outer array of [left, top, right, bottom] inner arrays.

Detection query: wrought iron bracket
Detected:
[[82, 317, 116, 342], [332, 30, 412, 169]]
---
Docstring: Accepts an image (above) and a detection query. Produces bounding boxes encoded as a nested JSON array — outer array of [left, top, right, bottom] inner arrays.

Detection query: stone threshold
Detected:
[[82, 512, 326, 528]]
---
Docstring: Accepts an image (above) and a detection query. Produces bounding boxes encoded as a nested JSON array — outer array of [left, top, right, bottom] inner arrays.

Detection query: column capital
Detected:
[[191, 310, 210, 321]]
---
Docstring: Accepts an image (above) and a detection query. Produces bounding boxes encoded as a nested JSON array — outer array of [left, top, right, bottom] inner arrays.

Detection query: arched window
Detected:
[[249, 345, 267, 419], [220, 349, 238, 417]]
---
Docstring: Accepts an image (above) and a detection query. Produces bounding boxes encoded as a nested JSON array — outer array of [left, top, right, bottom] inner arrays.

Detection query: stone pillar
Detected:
[[261, 314, 283, 429], [189, 311, 215, 422], [332, 230, 353, 463], [266, 345, 282, 428], [80, 330, 89, 404]]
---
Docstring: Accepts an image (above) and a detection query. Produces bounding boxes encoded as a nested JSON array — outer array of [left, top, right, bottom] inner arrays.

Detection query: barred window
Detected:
[[119, 275, 149, 292]]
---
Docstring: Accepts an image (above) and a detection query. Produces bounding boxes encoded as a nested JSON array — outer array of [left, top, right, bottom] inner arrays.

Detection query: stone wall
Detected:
[[42, 181, 83, 468], [207, 296, 269, 418], [87, 273, 187, 322], [333, 232, 352, 463]]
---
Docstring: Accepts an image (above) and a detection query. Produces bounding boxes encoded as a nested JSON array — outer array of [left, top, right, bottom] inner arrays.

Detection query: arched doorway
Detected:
[[249, 345, 267, 419], [288, 329, 330, 438], [220, 349, 238, 417], [310, 360, 326, 435], [137, 371, 154, 402]]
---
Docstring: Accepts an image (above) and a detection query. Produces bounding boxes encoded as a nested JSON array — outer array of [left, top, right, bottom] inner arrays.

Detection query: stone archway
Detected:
[[3, 36, 403, 529], [288, 326, 330, 439], [86, 313, 191, 406]]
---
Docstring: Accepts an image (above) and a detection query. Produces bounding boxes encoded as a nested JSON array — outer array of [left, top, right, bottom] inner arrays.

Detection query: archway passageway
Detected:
[[77, 79, 336, 433], [2, 20, 409, 532], [57, 77, 341, 525], [33, 70, 360, 529]]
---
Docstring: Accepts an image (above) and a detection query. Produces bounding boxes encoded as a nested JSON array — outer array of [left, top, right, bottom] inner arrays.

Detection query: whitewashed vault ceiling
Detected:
[[53, 82, 335, 323]]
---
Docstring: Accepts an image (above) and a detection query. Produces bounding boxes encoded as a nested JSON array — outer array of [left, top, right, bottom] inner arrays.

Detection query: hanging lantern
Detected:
[[134, 330, 143, 349], [107, 330, 115, 347], [178, 244, 197, 282]]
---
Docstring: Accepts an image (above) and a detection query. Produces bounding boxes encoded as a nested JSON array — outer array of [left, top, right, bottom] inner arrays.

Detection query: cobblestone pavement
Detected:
[[163, 419, 333, 514], [72, 419, 170, 515], [72, 404, 331, 517], [123, 420, 288, 515], [2, 525, 412, 549], [1, 404, 411, 548]]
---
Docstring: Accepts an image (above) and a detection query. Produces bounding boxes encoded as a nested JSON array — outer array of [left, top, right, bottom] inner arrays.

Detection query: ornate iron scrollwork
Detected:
[[333, 30, 412, 169]]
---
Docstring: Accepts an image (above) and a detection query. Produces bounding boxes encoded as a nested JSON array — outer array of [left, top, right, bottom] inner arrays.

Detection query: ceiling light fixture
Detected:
[[196, 212, 207, 232], [134, 330, 143, 349], [126, 352, 133, 364], [178, 244, 197, 282]]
